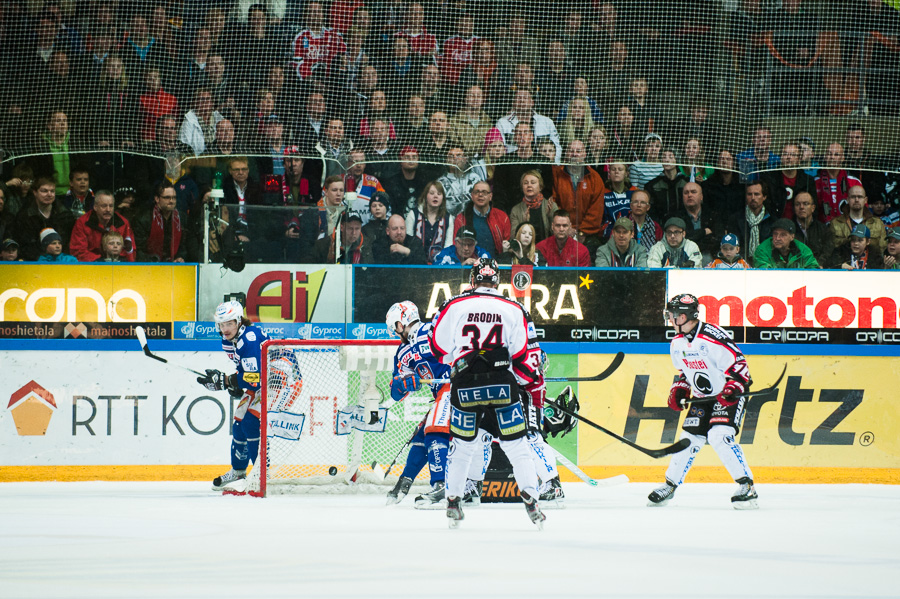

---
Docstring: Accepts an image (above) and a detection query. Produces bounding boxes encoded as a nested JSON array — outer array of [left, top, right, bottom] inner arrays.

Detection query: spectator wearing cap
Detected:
[[629, 189, 662, 253], [371, 214, 427, 264], [509, 170, 558, 244], [453, 180, 510, 259], [535, 210, 592, 267], [313, 211, 371, 264], [790, 191, 833, 267], [629, 133, 664, 190], [439, 148, 488, 218], [361, 193, 391, 243], [595, 217, 648, 268], [869, 194, 900, 231], [667, 182, 722, 262], [727, 181, 774, 263], [384, 146, 429, 217], [133, 181, 191, 262], [434, 227, 491, 265], [647, 217, 702, 268], [706, 233, 751, 269], [883, 229, 900, 270], [69, 190, 136, 262], [754, 219, 818, 269], [645, 149, 689, 223], [450, 85, 495, 158], [179, 88, 225, 156], [14, 175, 76, 261], [761, 141, 817, 219], [1, 238, 20, 261], [831, 224, 883, 270], [37, 228, 77, 263], [829, 185, 887, 254]]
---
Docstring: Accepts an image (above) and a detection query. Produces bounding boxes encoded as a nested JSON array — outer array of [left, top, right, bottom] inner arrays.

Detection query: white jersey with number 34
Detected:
[[670, 322, 751, 398]]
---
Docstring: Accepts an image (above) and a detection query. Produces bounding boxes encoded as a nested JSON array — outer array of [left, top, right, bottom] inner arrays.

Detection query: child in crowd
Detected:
[[1, 238, 20, 261], [707, 233, 751, 269], [884, 229, 900, 270], [97, 231, 125, 262], [868, 195, 899, 230], [37, 228, 78, 263]]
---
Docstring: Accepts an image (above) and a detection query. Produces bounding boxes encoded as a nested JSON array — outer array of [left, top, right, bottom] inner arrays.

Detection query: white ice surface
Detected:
[[1, 481, 898, 599]]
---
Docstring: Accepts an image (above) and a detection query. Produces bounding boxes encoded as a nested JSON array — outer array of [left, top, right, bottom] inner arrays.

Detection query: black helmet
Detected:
[[470, 257, 500, 287], [665, 293, 700, 321]]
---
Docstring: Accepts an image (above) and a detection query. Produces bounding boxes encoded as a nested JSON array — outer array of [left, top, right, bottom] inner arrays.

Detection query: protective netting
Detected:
[[245, 340, 432, 496]]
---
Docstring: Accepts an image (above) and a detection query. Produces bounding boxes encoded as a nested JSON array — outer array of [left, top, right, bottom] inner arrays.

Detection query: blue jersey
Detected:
[[221, 324, 269, 391], [390, 322, 451, 402]]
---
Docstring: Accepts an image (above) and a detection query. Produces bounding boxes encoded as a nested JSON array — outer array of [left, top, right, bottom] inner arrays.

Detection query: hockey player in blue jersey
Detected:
[[384, 300, 455, 509], [198, 300, 270, 491]]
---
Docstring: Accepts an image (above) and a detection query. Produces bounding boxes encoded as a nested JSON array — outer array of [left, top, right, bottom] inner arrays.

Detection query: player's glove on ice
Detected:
[[395, 373, 421, 393], [198, 369, 229, 392], [716, 379, 745, 407], [668, 380, 691, 411]]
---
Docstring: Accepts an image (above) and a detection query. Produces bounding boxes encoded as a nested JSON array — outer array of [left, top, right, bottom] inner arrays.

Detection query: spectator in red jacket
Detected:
[[452, 180, 511, 259], [536, 210, 592, 267], [69, 190, 136, 262]]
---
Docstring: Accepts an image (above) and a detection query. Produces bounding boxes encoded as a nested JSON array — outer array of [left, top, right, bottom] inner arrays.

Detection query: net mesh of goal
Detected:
[[241, 339, 433, 496], [1, 1, 898, 207]]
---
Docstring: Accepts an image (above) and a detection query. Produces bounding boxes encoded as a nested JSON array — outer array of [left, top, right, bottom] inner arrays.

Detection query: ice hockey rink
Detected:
[[1, 480, 897, 599]]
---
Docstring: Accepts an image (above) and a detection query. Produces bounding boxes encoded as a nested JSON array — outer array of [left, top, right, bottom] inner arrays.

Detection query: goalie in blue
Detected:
[[197, 300, 270, 491], [384, 301, 457, 509]]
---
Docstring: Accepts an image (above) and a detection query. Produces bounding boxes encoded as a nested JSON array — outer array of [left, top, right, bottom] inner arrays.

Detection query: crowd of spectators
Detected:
[[0, 1, 898, 270]]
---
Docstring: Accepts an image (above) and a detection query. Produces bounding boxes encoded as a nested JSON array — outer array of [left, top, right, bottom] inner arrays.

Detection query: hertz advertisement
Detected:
[[0, 264, 196, 339], [571, 353, 900, 484]]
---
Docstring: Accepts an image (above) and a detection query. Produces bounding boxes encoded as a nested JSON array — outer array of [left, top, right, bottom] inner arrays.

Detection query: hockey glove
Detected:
[[716, 380, 745, 407], [668, 380, 691, 411], [394, 373, 421, 393], [198, 369, 230, 392], [543, 386, 579, 438]]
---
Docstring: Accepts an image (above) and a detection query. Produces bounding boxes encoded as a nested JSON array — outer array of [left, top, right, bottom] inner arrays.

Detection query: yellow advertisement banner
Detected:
[[576, 354, 900, 479], [0, 264, 196, 322]]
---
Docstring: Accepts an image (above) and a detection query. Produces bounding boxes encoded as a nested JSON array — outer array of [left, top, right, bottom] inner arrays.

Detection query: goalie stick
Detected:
[[681, 363, 788, 407], [549, 446, 629, 487], [420, 351, 625, 385], [135, 325, 205, 377], [545, 398, 690, 459]]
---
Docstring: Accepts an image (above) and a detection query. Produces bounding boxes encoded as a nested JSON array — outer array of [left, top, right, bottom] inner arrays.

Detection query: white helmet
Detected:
[[385, 301, 420, 338], [214, 300, 244, 332]]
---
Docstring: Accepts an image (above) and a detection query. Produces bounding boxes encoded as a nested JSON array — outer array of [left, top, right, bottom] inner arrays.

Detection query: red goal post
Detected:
[[232, 339, 433, 497]]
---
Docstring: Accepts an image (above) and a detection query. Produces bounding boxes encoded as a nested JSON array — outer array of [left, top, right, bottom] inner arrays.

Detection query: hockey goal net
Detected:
[[235, 339, 433, 497]]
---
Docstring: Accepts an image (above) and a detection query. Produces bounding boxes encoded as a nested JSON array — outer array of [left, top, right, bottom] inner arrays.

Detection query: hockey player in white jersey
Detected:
[[429, 258, 546, 529], [648, 293, 758, 509]]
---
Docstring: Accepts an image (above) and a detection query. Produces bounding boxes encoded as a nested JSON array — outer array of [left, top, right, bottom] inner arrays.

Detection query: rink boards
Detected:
[[0, 343, 897, 484]]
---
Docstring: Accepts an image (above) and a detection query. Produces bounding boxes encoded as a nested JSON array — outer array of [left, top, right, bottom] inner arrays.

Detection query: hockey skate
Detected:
[[731, 477, 759, 510], [462, 479, 482, 506], [212, 468, 246, 491], [414, 481, 447, 510], [538, 476, 565, 508], [647, 481, 677, 507], [386, 476, 413, 505], [521, 491, 546, 530], [446, 496, 464, 529]]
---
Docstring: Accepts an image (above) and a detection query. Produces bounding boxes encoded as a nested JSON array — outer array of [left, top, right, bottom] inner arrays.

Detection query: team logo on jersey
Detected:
[[7, 381, 57, 436], [692, 372, 713, 395]]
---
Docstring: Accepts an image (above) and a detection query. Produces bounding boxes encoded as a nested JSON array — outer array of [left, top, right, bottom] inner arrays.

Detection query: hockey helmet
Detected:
[[385, 301, 420, 337], [214, 300, 245, 332], [665, 293, 700, 322], [470, 257, 500, 287]]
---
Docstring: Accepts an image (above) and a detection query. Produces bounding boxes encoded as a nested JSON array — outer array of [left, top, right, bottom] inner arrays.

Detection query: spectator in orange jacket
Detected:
[[536, 210, 592, 267], [69, 190, 136, 262], [550, 140, 607, 257]]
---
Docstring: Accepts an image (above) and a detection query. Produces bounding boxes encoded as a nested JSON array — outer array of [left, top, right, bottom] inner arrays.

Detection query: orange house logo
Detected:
[[7, 381, 57, 436]]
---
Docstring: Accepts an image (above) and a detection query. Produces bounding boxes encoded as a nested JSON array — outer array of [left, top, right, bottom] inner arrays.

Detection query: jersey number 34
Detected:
[[461, 324, 503, 351]]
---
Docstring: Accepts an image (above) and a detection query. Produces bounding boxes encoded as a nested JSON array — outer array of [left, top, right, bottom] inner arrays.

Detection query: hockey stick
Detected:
[[381, 415, 427, 479], [549, 446, 629, 487], [545, 398, 690, 459], [681, 363, 788, 407], [420, 351, 626, 385], [135, 325, 206, 377]]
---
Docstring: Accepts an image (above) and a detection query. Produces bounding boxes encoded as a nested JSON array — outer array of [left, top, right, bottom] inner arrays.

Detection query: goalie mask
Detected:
[[214, 300, 245, 334], [543, 385, 579, 438], [385, 301, 420, 338], [470, 257, 500, 287]]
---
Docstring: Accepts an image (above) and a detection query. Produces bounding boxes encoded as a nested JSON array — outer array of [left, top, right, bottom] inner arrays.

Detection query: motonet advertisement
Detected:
[[575, 354, 900, 480], [669, 270, 900, 344], [0, 264, 196, 339]]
